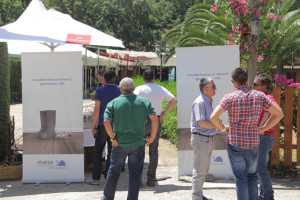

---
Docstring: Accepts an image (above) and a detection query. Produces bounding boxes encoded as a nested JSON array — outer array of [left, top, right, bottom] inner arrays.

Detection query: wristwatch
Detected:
[[110, 137, 116, 142]]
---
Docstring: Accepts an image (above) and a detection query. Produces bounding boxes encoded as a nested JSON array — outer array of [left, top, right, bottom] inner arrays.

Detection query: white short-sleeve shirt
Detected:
[[134, 83, 175, 115]]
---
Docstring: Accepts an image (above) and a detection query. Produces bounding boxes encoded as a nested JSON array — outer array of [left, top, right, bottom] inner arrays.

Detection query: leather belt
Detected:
[[192, 132, 214, 138]]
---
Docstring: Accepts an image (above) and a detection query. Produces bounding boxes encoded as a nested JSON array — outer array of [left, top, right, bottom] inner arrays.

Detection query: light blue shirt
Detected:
[[190, 93, 217, 135]]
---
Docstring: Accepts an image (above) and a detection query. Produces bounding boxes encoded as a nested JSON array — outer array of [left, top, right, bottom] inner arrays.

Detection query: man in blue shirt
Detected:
[[190, 78, 219, 200], [86, 70, 121, 185]]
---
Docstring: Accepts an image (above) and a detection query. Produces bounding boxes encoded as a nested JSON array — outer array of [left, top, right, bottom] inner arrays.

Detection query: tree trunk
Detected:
[[0, 42, 10, 162], [248, 0, 261, 86], [248, 34, 259, 86]]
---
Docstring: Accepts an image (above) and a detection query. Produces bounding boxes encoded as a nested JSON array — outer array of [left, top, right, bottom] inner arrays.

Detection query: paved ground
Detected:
[[1, 102, 299, 200]]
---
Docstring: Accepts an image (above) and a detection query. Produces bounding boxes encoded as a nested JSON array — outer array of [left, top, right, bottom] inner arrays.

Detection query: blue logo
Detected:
[[213, 156, 224, 162], [56, 160, 67, 166]]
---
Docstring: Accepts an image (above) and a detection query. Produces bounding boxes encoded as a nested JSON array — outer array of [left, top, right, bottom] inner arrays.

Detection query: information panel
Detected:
[[176, 46, 239, 178], [21, 52, 84, 183]]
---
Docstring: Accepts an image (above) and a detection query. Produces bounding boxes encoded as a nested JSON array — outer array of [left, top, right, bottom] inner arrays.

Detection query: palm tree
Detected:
[[161, 4, 232, 61], [0, 42, 10, 162], [258, 0, 300, 73]]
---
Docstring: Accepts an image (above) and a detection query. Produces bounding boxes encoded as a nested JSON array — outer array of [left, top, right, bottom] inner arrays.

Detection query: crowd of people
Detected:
[[86, 68, 177, 200], [85, 67, 283, 200]]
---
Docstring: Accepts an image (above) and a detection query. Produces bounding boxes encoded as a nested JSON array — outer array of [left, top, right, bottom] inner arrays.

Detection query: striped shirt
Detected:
[[218, 85, 273, 149]]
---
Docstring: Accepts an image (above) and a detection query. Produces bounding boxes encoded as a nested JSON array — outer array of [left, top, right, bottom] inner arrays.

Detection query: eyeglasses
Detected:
[[252, 82, 262, 87]]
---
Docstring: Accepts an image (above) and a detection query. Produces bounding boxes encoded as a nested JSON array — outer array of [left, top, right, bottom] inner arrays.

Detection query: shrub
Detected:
[[0, 42, 10, 162], [9, 57, 22, 103]]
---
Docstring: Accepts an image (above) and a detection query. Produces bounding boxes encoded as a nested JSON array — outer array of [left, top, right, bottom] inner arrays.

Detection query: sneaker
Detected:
[[147, 177, 155, 186], [202, 196, 208, 200], [86, 177, 100, 185]]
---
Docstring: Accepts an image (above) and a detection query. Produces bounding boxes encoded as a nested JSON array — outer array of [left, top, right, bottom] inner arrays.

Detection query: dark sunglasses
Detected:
[[205, 85, 216, 89], [252, 83, 262, 87]]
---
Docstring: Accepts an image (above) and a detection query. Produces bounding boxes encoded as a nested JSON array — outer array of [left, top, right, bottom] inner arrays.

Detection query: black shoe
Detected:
[[147, 177, 155, 186], [202, 196, 209, 200]]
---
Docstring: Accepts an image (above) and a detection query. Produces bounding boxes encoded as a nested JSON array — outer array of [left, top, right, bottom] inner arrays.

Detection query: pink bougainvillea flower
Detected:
[[278, 16, 282, 20], [258, 55, 264, 61], [264, 43, 269, 48], [214, 2, 218, 6], [229, 34, 233, 37], [210, 5, 213, 8], [256, 11, 261, 16], [251, 48, 254, 52], [229, 1, 237, 6], [258, 46, 262, 50], [269, 15, 277, 20], [277, 30, 280, 33], [235, 5, 247, 15], [227, 40, 233, 45]]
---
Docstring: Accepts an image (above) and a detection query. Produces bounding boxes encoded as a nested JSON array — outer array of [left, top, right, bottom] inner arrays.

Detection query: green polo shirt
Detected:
[[104, 94, 156, 147]]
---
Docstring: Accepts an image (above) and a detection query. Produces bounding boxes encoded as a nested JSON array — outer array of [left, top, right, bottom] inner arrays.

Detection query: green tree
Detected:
[[258, 0, 300, 73], [170, 0, 213, 23], [162, 0, 300, 80], [0, 0, 24, 26], [0, 42, 10, 162], [162, 3, 232, 61], [43, 0, 177, 51]]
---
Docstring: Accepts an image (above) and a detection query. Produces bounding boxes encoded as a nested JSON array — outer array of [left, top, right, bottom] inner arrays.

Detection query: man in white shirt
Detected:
[[134, 68, 177, 186]]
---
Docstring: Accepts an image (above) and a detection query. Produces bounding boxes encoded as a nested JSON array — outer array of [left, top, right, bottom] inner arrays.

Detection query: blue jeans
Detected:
[[92, 125, 112, 180], [227, 143, 259, 200], [103, 145, 145, 200], [145, 119, 162, 178], [257, 135, 275, 200]]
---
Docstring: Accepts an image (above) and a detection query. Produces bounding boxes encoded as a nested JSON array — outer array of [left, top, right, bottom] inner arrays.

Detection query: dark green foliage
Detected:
[[9, 58, 22, 103], [0, 0, 24, 26], [133, 77, 178, 146], [0, 42, 10, 162]]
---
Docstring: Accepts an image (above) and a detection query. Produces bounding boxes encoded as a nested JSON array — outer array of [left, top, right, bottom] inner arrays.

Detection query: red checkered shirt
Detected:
[[218, 85, 273, 149]]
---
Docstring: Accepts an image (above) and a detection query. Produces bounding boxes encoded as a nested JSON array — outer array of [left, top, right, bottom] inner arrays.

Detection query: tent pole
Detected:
[[97, 47, 100, 73], [84, 46, 87, 99], [109, 53, 111, 69]]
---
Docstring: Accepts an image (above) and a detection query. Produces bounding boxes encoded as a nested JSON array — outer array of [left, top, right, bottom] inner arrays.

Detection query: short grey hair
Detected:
[[120, 77, 135, 93], [199, 77, 213, 93], [255, 73, 272, 90]]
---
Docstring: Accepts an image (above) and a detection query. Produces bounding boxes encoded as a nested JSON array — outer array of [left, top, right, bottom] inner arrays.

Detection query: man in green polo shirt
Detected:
[[102, 77, 158, 200]]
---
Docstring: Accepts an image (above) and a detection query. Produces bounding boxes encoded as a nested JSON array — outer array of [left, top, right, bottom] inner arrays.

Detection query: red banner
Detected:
[[66, 34, 91, 45]]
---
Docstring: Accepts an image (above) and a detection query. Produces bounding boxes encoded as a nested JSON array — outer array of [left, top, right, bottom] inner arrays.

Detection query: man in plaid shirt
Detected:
[[210, 68, 283, 200]]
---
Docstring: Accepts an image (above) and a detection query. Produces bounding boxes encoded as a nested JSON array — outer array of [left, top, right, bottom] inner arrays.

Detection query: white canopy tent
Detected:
[[1, 0, 124, 48], [106, 49, 158, 59], [1, 0, 124, 97], [6, 40, 118, 67], [0, 27, 63, 43]]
